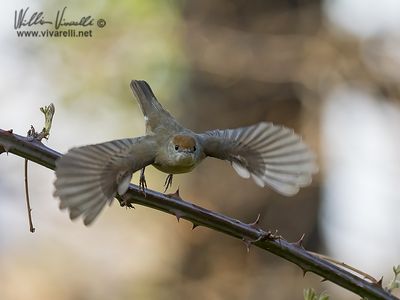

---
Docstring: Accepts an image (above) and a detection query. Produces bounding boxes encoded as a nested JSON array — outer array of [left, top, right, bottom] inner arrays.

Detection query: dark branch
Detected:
[[0, 128, 397, 300]]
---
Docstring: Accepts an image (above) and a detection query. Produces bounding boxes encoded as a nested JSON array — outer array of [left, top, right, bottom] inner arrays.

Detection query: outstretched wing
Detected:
[[198, 122, 317, 196], [54, 136, 157, 225]]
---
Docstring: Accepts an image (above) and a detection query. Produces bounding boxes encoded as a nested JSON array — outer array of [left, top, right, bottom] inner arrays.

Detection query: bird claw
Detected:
[[163, 174, 173, 193], [123, 202, 135, 209], [119, 194, 135, 209]]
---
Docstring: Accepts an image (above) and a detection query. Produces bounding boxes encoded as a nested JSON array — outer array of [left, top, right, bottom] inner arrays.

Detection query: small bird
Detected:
[[54, 80, 317, 225]]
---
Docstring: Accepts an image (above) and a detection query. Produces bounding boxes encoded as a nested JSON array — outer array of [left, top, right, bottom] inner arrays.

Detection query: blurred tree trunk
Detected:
[[175, 1, 323, 299]]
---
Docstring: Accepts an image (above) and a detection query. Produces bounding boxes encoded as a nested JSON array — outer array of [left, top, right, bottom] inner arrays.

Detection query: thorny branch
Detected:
[[0, 128, 398, 300]]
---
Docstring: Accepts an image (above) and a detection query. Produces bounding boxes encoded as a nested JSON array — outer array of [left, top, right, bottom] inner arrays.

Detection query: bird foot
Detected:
[[119, 194, 134, 209], [139, 167, 147, 196]]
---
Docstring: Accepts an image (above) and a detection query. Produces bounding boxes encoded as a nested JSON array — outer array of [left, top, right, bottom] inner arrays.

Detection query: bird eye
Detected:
[[193, 146, 196, 151], [174, 145, 179, 151]]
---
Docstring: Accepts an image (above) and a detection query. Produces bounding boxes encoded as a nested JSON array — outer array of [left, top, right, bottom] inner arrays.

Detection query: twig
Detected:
[[0, 128, 397, 300], [24, 158, 35, 233], [22, 103, 55, 233]]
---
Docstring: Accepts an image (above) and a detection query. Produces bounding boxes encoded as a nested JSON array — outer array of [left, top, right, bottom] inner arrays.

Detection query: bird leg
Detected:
[[164, 174, 173, 193], [139, 167, 147, 196]]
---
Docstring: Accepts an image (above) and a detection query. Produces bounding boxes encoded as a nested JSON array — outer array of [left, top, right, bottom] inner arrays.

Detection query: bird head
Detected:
[[167, 134, 200, 166], [172, 135, 197, 153]]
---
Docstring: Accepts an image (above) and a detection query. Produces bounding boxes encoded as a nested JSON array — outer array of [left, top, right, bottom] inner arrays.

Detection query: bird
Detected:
[[54, 80, 317, 225]]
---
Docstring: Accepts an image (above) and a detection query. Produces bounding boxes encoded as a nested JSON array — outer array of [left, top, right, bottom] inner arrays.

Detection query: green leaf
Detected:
[[303, 288, 330, 300], [40, 103, 55, 139], [319, 293, 330, 300], [303, 288, 316, 300], [393, 265, 400, 276]]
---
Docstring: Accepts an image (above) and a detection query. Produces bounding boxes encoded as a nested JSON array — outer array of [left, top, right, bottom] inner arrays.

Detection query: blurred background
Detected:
[[1, 0, 400, 299]]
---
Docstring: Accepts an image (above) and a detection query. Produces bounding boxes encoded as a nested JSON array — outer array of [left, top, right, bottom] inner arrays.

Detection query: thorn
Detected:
[[166, 188, 182, 200], [191, 223, 199, 230], [242, 234, 267, 250], [174, 188, 180, 198], [293, 233, 306, 249], [170, 209, 184, 222], [2, 142, 11, 154], [248, 213, 261, 229], [376, 276, 383, 287], [302, 269, 308, 277], [242, 238, 252, 253]]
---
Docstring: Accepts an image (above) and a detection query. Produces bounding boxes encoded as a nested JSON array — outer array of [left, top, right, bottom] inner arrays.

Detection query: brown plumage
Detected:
[[172, 135, 196, 149]]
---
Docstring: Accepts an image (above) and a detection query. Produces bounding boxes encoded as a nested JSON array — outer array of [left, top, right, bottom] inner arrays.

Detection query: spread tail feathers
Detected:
[[130, 80, 164, 118]]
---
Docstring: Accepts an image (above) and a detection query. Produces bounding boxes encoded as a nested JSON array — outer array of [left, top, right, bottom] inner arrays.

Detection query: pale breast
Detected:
[[152, 161, 196, 174]]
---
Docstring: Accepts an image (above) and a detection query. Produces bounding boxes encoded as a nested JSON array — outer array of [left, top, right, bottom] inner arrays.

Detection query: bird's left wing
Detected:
[[54, 136, 157, 225], [198, 122, 317, 196]]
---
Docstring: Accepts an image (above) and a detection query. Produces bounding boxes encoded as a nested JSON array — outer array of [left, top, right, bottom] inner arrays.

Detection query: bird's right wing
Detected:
[[198, 122, 317, 196], [54, 136, 157, 225]]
